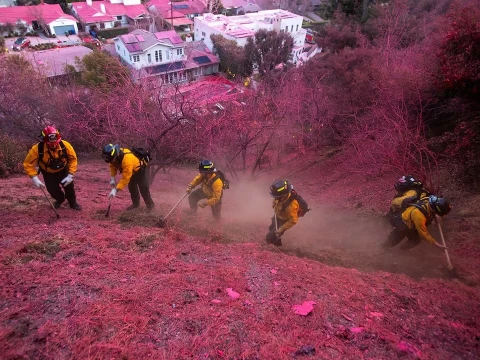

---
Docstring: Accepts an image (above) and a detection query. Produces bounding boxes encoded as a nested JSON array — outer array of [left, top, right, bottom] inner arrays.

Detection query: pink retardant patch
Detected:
[[226, 288, 240, 299], [293, 301, 316, 316]]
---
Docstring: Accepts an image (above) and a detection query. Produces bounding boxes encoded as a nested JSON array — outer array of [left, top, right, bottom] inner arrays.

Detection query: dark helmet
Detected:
[[394, 175, 423, 192], [270, 180, 291, 199], [198, 159, 215, 173], [428, 195, 452, 217], [102, 144, 121, 163]]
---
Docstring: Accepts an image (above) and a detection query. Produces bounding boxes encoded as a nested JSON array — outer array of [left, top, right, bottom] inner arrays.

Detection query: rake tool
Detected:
[[40, 186, 60, 219], [156, 193, 188, 228]]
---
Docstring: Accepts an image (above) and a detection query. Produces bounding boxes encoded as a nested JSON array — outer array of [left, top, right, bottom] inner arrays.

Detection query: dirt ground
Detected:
[[0, 158, 479, 359]]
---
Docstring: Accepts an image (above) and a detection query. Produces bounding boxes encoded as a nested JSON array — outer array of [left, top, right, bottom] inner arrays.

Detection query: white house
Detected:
[[0, 4, 78, 36], [114, 28, 219, 85], [194, 10, 307, 64]]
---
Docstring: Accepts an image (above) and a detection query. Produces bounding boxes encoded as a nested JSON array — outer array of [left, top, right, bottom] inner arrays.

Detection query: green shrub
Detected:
[[0, 134, 25, 178], [96, 27, 130, 39]]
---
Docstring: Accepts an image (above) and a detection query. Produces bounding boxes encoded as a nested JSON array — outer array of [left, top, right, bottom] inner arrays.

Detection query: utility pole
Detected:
[[170, 1, 173, 30]]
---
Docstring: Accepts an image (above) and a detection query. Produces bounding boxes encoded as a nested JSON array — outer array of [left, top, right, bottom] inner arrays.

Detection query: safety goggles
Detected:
[[47, 133, 58, 142]]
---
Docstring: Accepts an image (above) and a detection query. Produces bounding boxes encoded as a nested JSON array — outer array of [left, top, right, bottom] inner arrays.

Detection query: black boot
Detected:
[[126, 204, 140, 210], [70, 202, 82, 211]]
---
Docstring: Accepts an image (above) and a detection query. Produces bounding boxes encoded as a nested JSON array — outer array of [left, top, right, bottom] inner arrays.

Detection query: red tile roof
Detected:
[[0, 4, 76, 25]]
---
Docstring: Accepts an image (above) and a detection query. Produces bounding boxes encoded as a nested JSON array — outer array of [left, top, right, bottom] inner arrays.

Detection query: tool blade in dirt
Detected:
[[156, 217, 166, 228], [41, 186, 60, 220], [105, 198, 112, 217], [156, 193, 188, 228]]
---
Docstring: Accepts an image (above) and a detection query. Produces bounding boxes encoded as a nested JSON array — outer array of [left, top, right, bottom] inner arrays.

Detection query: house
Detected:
[[147, 0, 195, 32], [0, 4, 78, 36], [21, 45, 93, 81], [194, 9, 307, 64], [114, 28, 219, 85], [71, 0, 149, 33], [220, 0, 263, 15]]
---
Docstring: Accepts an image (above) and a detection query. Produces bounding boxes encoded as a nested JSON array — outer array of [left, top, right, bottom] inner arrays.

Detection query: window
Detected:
[[291, 25, 293, 32], [147, 54, 151, 63], [202, 31, 206, 37], [285, 26, 288, 32], [117, 16, 122, 20], [177, 48, 183, 56], [166, 51, 170, 60], [155, 50, 162, 62], [133, 55, 140, 62], [296, 24, 299, 32], [117, 45, 120, 50]]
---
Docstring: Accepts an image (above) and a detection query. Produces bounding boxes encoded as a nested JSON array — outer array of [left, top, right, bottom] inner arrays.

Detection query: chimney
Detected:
[[86, 0, 92, 6], [100, 3, 106, 13]]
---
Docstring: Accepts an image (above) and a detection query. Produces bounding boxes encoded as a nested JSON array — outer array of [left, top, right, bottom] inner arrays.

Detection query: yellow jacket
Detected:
[[109, 148, 141, 190], [273, 194, 299, 233], [23, 140, 78, 177], [189, 173, 223, 206], [401, 203, 436, 244]]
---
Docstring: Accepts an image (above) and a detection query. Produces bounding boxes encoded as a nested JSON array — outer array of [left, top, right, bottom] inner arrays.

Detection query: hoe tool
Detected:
[[436, 215, 454, 271], [40, 187, 60, 219], [266, 213, 282, 246], [157, 193, 188, 228], [105, 197, 112, 217]]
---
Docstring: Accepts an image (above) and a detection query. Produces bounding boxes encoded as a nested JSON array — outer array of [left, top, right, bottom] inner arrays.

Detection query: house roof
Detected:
[[72, 3, 114, 23], [21, 45, 93, 77], [92, 1, 147, 19], [183, 40, 219, 70], [171, 1, 206, 15], [72, 1, 147, 24], [163, 17, 193, 26], [0, 4, 77, 25], [116, 29, 184, 53]]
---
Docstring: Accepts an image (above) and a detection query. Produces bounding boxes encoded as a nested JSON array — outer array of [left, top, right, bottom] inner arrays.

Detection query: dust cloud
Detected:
[[151, 169, 451, 279]]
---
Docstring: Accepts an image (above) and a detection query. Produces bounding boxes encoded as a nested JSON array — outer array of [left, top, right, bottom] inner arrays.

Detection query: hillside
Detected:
[[1, 159, 479, 359]]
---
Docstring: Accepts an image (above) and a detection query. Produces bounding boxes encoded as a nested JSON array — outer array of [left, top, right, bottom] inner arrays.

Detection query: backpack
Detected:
[[208, 170, 230, 190], [389, 198, 433, 228], [38, 141, 68, 171], [130, 147, 151, 166], [281, 190, 310, 217]]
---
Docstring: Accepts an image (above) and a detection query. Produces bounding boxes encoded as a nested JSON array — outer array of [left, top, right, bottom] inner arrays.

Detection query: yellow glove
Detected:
[[198, 201, 208, 208]]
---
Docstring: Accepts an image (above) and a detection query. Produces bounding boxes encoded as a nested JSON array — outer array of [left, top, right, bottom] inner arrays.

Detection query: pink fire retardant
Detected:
[[292, 301, 316, 316], [226, 288, 240, 299]]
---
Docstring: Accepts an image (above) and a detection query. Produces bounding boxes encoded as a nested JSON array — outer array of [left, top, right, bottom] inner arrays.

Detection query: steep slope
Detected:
[[0, 160, 479, 359]]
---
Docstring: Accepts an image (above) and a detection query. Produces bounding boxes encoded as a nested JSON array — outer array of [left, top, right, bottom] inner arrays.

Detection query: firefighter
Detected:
[[384, 195, 451, 249], [266, 180, 307, 246], [23, 125, 81, 210], [102, 144, 155, 210], [186, 160, 224, 220]]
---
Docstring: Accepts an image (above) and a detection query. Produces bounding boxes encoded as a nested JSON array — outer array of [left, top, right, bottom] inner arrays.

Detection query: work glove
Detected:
[[109, 188, 117, 199], [32, 176, 45, 188], [186, 185, 193, 194], [198, 201, 208, 208], [109, 177, 116, 188], [61, 173, 74, 186], [275, 229, 284, 238]]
